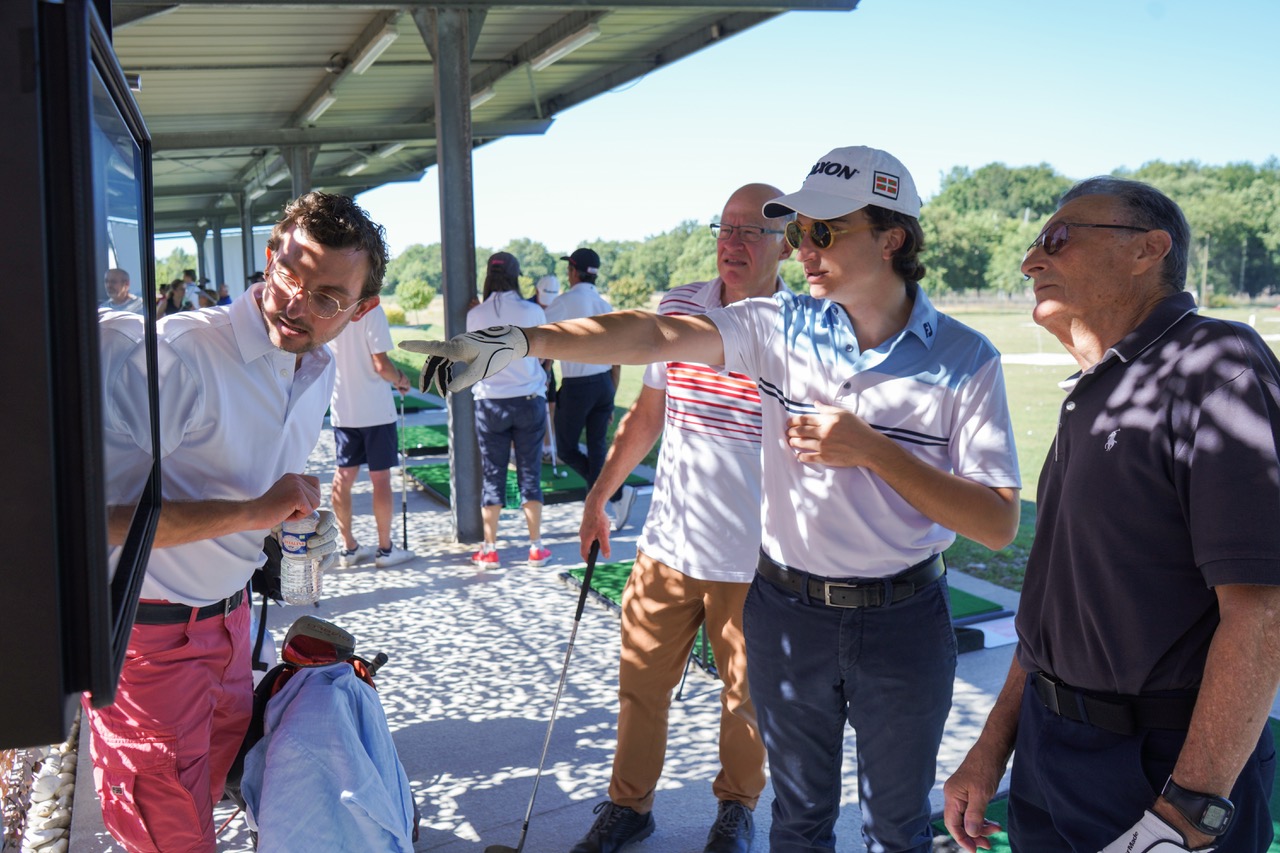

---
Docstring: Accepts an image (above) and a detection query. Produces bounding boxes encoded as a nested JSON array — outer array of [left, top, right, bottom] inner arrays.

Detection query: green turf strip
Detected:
[[399, 424, 450, 456], [406, 461, 650, 508]]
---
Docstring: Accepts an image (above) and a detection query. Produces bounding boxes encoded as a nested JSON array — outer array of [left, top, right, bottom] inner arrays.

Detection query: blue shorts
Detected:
[[334, 423, 398, 471]]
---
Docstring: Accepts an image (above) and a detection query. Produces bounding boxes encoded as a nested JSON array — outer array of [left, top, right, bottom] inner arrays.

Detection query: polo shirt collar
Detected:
[[1107, 290, 1198, 364], [824, 281, 939, 351], [699, 275, 786, 311]]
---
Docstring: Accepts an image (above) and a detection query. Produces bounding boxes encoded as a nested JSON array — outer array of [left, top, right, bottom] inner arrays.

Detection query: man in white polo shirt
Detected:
[[88, 192, 388, 853], [545, 247, 633, 527], [328, 302, 416, 569], [568, 184, 791, 853], [403, 146, 1022, 852]]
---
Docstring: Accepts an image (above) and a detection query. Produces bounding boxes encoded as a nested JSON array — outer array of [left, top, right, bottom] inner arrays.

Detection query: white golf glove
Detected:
[[272, 510, 340, 572], [399, 326, 529, 395], [1099, 810, 1212, 853]]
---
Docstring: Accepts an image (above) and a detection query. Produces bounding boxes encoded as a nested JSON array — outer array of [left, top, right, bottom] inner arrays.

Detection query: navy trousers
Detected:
[[1008, 676, 1276, 852], [554, 372, 620, 501], [743, 571, 956, 852]]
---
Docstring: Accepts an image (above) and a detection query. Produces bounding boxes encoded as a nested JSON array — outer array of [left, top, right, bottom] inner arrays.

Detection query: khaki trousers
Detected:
[[608, 551, 766, 813]]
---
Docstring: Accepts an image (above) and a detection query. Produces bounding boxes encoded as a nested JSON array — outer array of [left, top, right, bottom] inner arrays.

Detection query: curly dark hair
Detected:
[[862, 205, 926, 284], [268, 192, 389, 299]]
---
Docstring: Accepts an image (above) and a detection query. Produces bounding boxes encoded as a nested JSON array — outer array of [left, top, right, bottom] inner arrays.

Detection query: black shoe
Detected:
[[569, 801, 655, 853], [703, 800, 753, 853]]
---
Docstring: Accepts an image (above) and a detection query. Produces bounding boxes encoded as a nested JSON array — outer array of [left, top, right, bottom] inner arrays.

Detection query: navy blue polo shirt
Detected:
[[1016, 291, 1280, 694]]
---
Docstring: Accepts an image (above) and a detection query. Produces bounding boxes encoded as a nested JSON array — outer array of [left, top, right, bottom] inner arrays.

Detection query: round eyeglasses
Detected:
[[265, 265, 363, 319]]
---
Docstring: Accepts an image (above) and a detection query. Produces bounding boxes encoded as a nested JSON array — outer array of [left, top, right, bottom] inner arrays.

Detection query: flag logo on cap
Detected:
[[873, 171, 900, 200]]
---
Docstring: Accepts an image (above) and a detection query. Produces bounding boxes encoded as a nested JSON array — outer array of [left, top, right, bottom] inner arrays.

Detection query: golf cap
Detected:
[[561, 248, 601, 275], [248, 270, 265, 283], [763, 146, 921, 220], [535, 275, 560, 299], [488, 251, 521, 277]]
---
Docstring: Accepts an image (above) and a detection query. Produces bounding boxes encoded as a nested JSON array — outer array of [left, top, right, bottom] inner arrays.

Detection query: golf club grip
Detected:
[[574, 540, 600, 621]]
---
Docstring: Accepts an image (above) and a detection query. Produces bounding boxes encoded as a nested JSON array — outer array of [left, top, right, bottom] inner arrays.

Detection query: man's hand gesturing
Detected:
[[400, 325, 529, 395]]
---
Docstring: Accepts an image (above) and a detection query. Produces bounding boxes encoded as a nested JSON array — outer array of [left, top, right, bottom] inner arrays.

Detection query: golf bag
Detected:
[[225, 615, 419, 851]]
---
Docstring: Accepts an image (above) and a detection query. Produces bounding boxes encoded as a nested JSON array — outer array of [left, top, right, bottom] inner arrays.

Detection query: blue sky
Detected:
[[167, 0, 1280, 262]]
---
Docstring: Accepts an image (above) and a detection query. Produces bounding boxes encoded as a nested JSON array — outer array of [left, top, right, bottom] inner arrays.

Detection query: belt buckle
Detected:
[[1038, 673, 1062, 715], [822, 580, 861, 608], [223, 592, 236, 617]]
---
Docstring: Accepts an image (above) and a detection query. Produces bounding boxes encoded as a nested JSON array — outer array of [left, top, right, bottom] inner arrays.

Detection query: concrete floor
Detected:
[[70, 400, 1025, 852]]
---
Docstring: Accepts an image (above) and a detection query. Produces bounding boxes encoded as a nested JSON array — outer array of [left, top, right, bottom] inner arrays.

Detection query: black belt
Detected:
[[755, 551, 945, 609], [134, 588, 245, 626], [1031, 672, 1198, 736]]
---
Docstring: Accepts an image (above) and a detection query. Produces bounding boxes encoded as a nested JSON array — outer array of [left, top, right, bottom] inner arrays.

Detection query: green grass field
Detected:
[[383, 296, 1280, 592]]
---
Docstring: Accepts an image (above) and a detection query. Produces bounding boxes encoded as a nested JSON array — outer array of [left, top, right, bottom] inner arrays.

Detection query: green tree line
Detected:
[[378, 157, 1280, 313]]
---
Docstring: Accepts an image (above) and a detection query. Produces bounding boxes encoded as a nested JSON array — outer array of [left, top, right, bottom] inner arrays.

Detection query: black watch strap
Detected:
[[1161, 776, 1234, 837]]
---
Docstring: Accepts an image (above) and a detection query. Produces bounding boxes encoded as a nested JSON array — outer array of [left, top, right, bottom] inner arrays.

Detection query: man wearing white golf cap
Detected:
[[402, 146, 1021, 852]]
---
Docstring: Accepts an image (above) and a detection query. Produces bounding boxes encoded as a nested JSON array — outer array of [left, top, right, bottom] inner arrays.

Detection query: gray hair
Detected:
[[1060, 176, 1190, 293]]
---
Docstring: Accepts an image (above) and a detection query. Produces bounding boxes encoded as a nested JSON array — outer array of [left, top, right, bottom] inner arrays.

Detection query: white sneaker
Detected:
[[609, 485, 637, 532], [375, 546, 416, 568], [338, 544, 375, 568]]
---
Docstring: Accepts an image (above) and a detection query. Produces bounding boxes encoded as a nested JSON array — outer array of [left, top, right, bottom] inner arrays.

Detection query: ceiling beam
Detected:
[[151, 118, 553, 151]]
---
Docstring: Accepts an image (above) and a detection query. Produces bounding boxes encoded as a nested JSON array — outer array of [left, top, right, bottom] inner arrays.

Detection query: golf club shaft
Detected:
[[508, 540, 599, 851], [546, 406, 561, 478], [398, 393, 407, 550]]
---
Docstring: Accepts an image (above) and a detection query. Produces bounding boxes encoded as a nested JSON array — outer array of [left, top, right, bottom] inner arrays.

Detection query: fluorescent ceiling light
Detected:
[[350, 24, 398, 75], [375, 142, 406, 159], [529, 23, 600, 72], [248, 187, 267, 200], [341, 160, 368, 177], [302, 89, 337, 123], [470, 87, 497, 109]]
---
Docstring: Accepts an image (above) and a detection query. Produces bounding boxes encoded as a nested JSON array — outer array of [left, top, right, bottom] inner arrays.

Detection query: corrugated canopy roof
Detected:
[[109, 1, 858, 236]]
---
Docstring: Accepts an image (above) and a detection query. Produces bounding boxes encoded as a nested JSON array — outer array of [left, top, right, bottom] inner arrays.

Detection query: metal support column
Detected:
[[415, 6, 482, 542], [211, 218, 225, 290], [239, 193, 255, 296], [190, 225, 209, 288], [282, 146, 317, 201]]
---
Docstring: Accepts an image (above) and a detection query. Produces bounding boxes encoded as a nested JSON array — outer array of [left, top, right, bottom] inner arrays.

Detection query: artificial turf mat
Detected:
[[406, 460, 650, 508], [928, 713, 1280, 850], [398, 395, 442, 412], [399, 423, 450, 456]]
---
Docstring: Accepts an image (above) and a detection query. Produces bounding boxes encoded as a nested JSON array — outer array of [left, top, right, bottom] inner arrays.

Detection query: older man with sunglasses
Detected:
[[87, 192, 389, 853], [403, 146, 1022, 852], [944, 177, 1280, 853]]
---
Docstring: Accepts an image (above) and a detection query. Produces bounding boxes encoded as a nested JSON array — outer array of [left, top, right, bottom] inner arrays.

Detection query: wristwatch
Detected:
[[1161, 776, 1234, 836]]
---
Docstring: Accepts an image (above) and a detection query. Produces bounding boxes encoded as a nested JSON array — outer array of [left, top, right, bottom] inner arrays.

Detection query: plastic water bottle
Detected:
[[279, 511, 322, 605]]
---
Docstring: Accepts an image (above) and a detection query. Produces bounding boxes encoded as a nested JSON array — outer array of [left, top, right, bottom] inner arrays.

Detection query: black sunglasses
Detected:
[[1027, 222, 1149, 256]]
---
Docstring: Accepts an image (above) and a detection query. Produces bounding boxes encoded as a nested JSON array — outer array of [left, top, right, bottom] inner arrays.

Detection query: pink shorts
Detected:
[[83, 596, 252, 853]]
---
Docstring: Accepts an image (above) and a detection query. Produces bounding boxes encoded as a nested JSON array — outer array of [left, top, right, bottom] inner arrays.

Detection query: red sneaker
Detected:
[[528, 546, 552, 567], [472, 548, 500, 569]]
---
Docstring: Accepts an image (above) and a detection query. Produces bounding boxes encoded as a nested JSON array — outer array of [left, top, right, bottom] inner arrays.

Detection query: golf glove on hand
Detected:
[[1099, 810, 1212, 853], [399, 326, 529, 395], [272, 510, 340, 572]]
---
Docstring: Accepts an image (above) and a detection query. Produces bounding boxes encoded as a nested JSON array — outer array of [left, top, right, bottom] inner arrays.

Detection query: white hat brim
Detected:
[[763, 188, 871, 220]]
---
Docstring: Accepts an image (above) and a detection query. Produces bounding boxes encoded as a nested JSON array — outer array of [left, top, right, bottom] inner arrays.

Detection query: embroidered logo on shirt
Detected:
[[923, 321, 933, 338], [1105, 429, 1120, 451]]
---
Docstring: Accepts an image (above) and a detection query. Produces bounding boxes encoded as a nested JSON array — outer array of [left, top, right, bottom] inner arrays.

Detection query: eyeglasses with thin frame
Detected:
[[1026, 222, 1150, 257], [784, 219, 876, 251], [265, 263, 364, 319], [710, 223, 784, 244]]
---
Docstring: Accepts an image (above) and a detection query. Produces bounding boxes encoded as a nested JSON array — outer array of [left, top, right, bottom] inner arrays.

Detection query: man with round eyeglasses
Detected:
[[944, 177, 1280, 853], [402, 147, 1022, 852], [87, 191, 389, 852]]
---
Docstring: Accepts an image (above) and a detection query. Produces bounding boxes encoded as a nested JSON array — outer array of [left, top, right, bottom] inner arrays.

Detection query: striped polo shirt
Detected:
[[637, 278, 779, 583], [710, 285, 1021, 579]]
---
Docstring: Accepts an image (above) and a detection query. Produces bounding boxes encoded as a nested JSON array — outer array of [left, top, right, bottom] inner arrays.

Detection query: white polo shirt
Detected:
[[467, 290, 548, 399], [119, 285, 334, 605], [328, 303, 397, 428], [710, 286, 1020, 579], [638, 278, 778, 584], [544, 282, 613, 379]]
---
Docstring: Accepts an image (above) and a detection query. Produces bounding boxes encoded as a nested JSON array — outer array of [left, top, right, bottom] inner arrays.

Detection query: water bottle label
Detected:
[[280, 531, 312, 558]]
